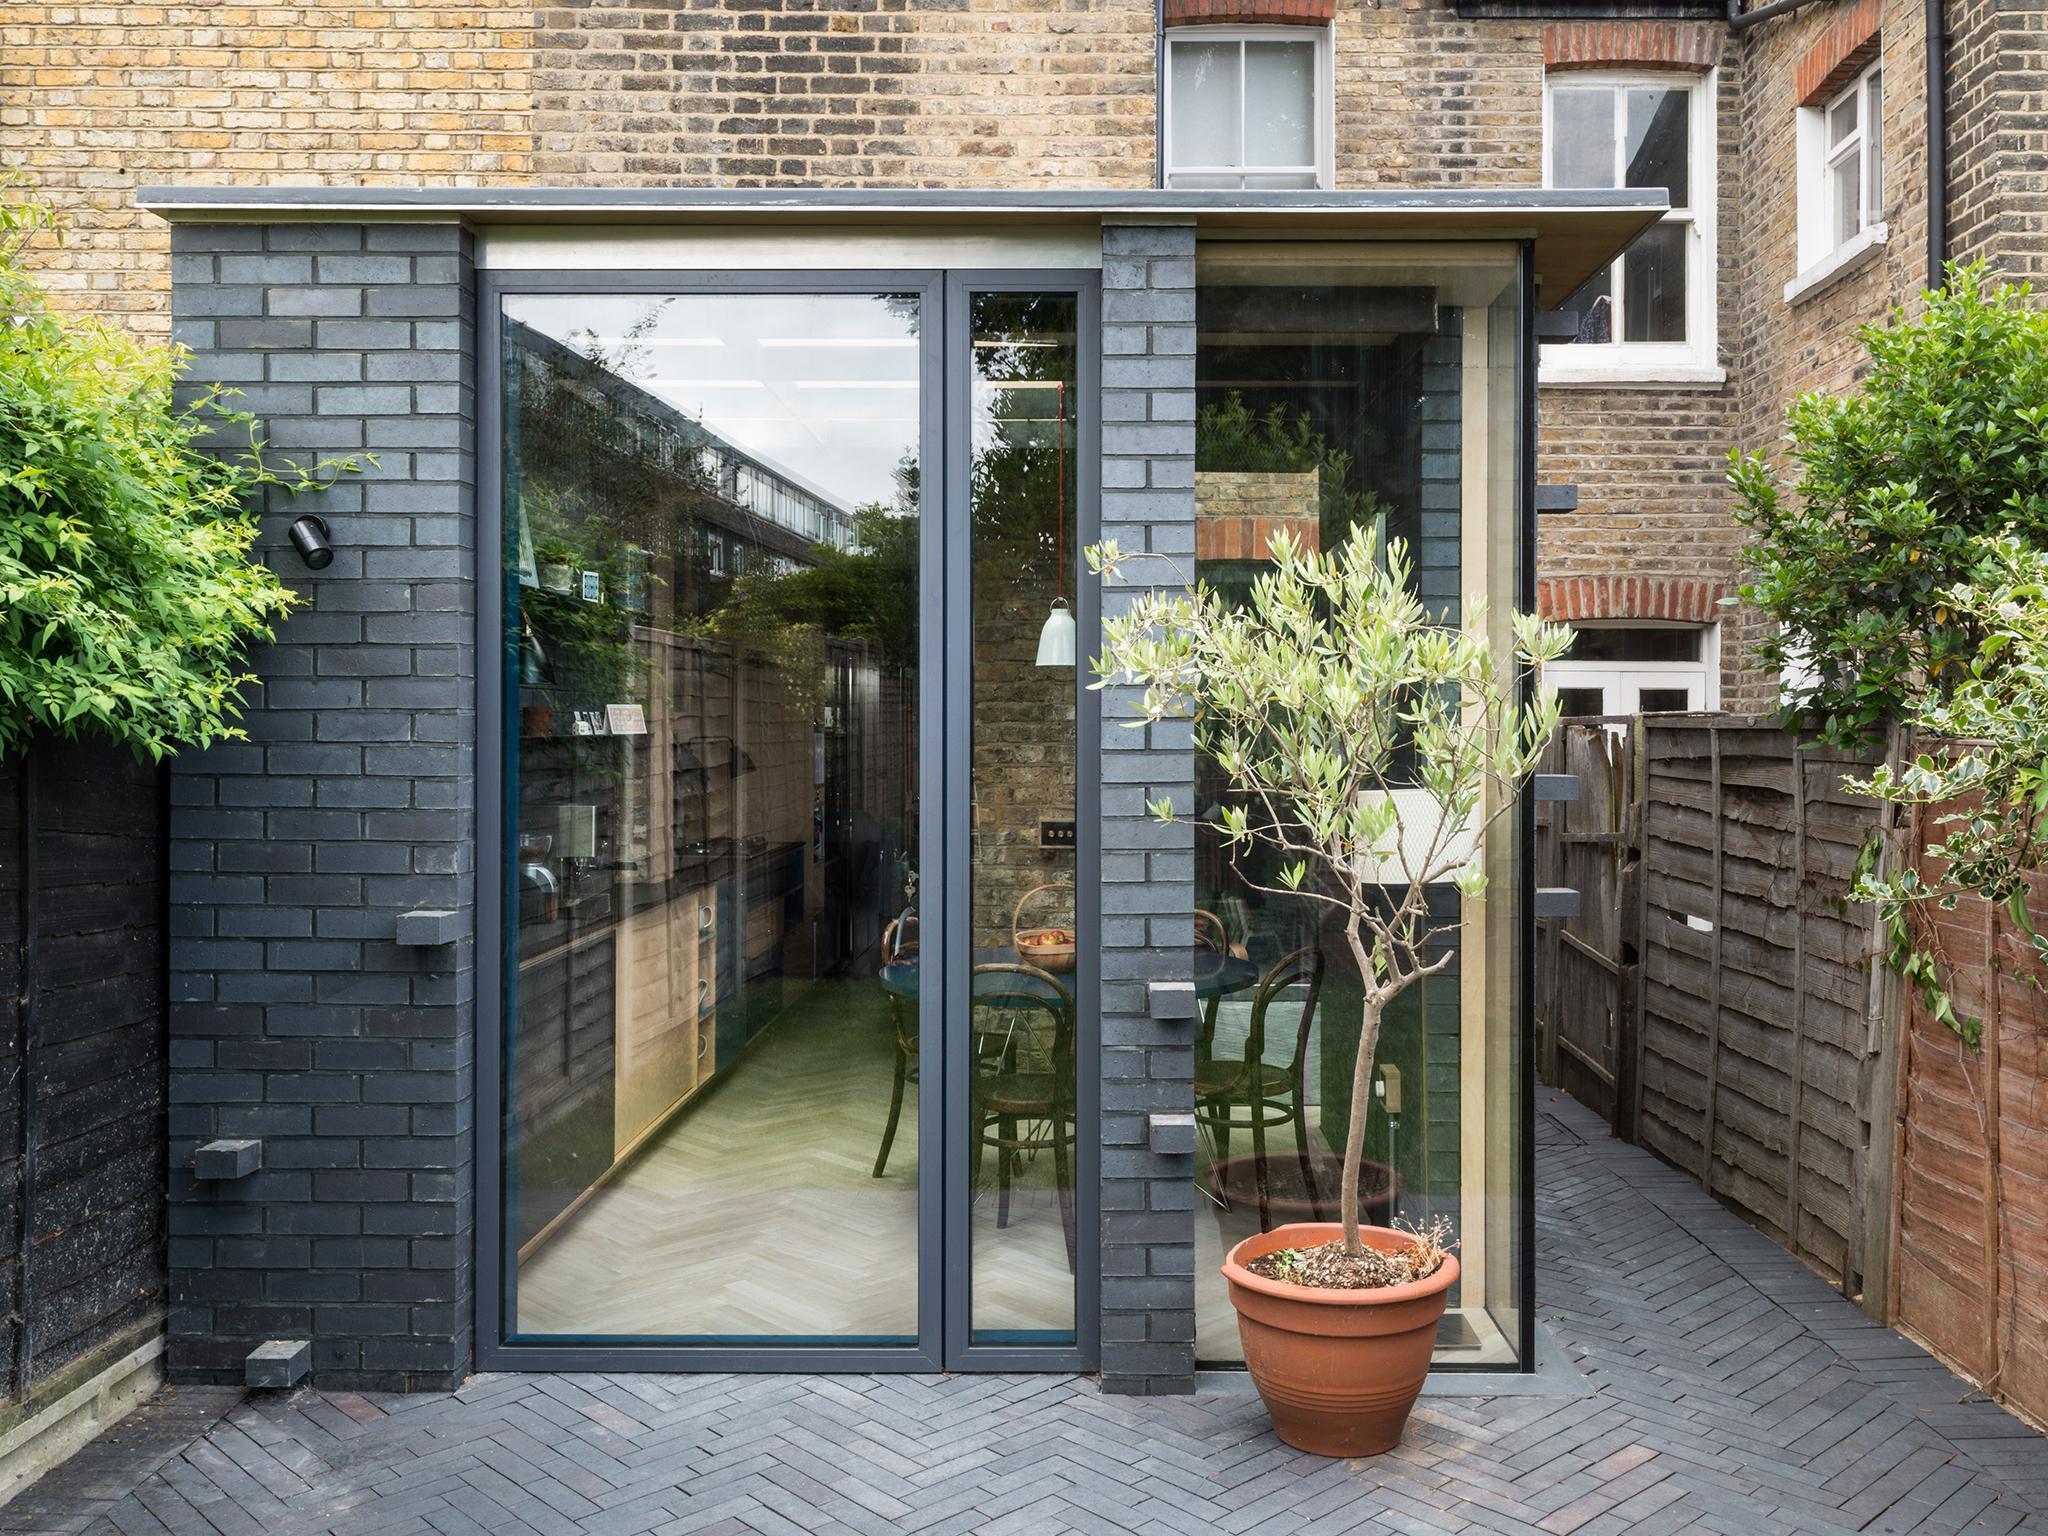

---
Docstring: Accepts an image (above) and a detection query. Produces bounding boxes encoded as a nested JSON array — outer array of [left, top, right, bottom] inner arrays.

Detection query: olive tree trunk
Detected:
[[1341, 992, 1385, 1257]]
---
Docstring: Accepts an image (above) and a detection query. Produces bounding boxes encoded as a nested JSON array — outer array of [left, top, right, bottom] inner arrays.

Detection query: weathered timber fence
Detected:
[[1544, 712, 2048, 1424], [1533, 721, 1637, 1133], [1889, 800, 2048, 1428], [0, 738, 168, 1449]]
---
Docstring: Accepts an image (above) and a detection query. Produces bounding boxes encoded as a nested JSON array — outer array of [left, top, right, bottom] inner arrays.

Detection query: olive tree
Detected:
[[1089, 527, 1569, 1256]]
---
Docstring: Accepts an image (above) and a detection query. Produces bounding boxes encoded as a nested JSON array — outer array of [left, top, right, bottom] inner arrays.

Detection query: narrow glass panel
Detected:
[[502, 291, 924, 1343], [1550, 88, 1617, 189], [1639, 687, 1694, 712], [1244, 41, 1317, 169], [1829, 88, 1858, 146], [1622, 222, 1687, 343], [1866, 69, 1884, 220], [1171, 41, 1243, 174], [1558, 686, 1608, 718], [1833, 144, 1864, 245], [967, 292, 1079, 1346], [1625, 87, 1690, 208], [1190, 242, 1526, 1368]]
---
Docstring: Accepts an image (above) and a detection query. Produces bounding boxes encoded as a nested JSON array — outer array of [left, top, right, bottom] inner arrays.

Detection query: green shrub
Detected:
[[1731, 262, 2048, 747], [0, 192, 346, 759]]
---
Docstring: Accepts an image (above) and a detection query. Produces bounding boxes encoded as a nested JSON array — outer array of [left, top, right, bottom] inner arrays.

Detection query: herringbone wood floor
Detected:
[[9, 1095, 2045, 1535]]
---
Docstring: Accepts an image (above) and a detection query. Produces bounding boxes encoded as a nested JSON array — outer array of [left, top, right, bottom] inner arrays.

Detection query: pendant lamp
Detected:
[[1036, 380, 1074, 668]]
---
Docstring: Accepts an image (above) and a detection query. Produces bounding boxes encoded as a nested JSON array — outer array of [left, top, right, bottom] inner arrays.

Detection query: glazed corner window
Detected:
[[1793, 59, 1885, 286], [1164, 28, 1332, 190], [1543, 74, 1717, 379]]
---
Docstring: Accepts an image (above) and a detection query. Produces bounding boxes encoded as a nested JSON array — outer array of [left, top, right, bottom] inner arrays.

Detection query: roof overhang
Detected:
[[136, 186, 1667, 302]]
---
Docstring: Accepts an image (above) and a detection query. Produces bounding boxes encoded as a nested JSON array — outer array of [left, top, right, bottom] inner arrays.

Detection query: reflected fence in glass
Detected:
[[500, 291, 925, 1344]]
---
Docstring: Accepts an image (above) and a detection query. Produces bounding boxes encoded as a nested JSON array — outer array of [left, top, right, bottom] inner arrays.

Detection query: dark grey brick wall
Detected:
[[1096, 221, 1198, 1395], [165, 222, 477, 1392]]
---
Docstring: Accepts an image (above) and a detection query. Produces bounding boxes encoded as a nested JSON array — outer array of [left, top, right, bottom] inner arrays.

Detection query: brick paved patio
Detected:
[[7, 1094, 2045, 1536]]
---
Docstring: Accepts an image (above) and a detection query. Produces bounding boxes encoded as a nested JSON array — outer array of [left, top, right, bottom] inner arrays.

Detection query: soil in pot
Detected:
[[1223, 1221, 1459, 1459], [1245, 1234, 1445, 1291]]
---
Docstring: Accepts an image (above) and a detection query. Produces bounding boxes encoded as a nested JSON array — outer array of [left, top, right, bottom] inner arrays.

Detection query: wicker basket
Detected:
[[1012, 883, 1077, 972]]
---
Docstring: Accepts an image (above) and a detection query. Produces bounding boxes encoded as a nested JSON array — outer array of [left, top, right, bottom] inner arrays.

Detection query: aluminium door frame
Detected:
[[476, 264, 1101, 1374]]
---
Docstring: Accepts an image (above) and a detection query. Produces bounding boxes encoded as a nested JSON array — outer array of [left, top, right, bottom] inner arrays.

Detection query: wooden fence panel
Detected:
[[1892, 802, 2048, 1426], [1632, 717, 1883, 1292], [0, 740, 167, 1431], [1534, 721, 1633, 1129]]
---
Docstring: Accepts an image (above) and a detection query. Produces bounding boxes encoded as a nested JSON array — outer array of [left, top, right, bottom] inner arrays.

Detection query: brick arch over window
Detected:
[[1542, 21, 1722, 72], [1537, 575, 1730, 625], [1164, 0, 1333, 24]]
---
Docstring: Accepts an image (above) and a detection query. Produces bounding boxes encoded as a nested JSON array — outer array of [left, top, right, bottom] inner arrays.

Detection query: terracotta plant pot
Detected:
[[1222, 1221, 1459, 1458]]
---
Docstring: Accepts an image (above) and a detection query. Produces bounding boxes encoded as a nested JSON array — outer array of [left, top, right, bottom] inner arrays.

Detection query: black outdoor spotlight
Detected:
[[288, 514, 335, 570]]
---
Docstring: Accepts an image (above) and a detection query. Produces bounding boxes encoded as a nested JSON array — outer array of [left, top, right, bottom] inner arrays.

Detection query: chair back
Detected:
[[1244, 945, 1325, 1077]]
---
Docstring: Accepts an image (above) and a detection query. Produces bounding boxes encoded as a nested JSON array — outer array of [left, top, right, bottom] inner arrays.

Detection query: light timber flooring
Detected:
[[516, 976, 1077, 1340]]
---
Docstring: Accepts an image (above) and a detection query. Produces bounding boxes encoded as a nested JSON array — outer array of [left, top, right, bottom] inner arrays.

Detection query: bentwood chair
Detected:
[[969, 961, 1077, 1273], [871, 912, 919, 1178], [1193, 945, 1326, 1231]]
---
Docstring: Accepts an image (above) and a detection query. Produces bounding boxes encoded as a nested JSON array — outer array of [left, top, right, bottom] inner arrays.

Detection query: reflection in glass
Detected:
[[967, 293, 1080, 1345], [1622, 222, 1688, 343], [1189, 244, 1525, 1368], [1625, 87, 1691, 206], [502, 292, 923, 1342]]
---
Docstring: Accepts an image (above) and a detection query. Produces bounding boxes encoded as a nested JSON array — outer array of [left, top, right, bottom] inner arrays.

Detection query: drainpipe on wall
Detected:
[[1925, 0, 1948, 288], [1724, 0, 1950, 287]]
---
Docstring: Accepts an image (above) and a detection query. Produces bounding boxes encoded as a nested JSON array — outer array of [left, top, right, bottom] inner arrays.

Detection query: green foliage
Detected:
[[1846, 536, 2048, 1044], [1195, 392, 1393, 540], [1731, 263, 2048, 747], [1090, 526, 1568, 1252], [0, 189, 344, 759]]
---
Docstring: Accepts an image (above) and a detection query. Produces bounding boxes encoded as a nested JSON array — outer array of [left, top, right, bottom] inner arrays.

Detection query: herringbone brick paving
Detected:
[[7, 1095, 2044, 1535]]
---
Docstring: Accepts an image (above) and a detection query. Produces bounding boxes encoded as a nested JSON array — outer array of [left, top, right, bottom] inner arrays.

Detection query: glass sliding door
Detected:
[[499, 288, 930, 1346], [960, 290, 1082, 1348]]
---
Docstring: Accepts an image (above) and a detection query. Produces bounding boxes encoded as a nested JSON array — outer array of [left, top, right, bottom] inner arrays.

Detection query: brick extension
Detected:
[[165, 223, 478, 1392], [10, 1096, 2046, 1535]]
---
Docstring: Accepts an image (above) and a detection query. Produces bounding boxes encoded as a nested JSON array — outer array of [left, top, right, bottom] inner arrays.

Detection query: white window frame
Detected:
[[1788, 58, 1887, 303], [1545, 622, 1720, 719], [1540, 70, 1721, 387], [1162, 25, 1335, 191]]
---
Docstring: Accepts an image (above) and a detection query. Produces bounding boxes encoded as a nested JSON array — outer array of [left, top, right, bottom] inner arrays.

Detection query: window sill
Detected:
[[1538, 362, 1728, 390], [1784, 223, 1889, 306]]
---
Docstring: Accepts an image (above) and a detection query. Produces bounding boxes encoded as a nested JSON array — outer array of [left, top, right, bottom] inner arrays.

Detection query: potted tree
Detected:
[[1090, 526, 1567, 1457]]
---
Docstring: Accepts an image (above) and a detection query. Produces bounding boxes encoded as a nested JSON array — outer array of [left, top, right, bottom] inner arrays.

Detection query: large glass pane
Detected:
[[1622, 222, 1688, 343], [1625, 86, 1691, 208], [1171, 41, 1243, 175], [967, 292, 1079, 1345], [1549, 88, 1616, 188], [501, 291, 924, 1343], [1244, 41, 1317, 170], [1190, 243, 1527, 1367], [1833, 144, 1864, 246]]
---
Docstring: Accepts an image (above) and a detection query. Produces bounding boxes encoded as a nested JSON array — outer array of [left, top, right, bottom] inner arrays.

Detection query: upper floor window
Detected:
[[1543, 72, 1719, 383], [1789, 60, 1884, 300], [1164, 27, 1333, 190]]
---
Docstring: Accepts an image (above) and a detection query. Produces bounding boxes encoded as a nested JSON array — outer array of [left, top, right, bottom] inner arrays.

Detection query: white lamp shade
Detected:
[[1034, 598, 1076, 668]]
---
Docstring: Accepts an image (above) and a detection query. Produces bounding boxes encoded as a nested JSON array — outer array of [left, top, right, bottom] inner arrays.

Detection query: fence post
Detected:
[[1629, 720, 1650, 1145], [1788, 746, 1809, 1273], [1700, 725, 1725, 1191], [1980, 875, 2006, 1378]]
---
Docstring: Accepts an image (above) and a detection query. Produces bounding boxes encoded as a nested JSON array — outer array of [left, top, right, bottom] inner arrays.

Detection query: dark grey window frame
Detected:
[[476, 265, 1102, 1375]]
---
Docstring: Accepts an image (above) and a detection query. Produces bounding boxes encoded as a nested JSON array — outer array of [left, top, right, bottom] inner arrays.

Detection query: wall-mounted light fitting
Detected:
[[288, 514, 335, 570]]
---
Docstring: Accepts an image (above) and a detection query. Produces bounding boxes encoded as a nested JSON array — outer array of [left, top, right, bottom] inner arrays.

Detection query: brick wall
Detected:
[[1097, 221, 1198, 1395], [165, 223, 478, 1390], [1947, 0, 2048, 290]]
